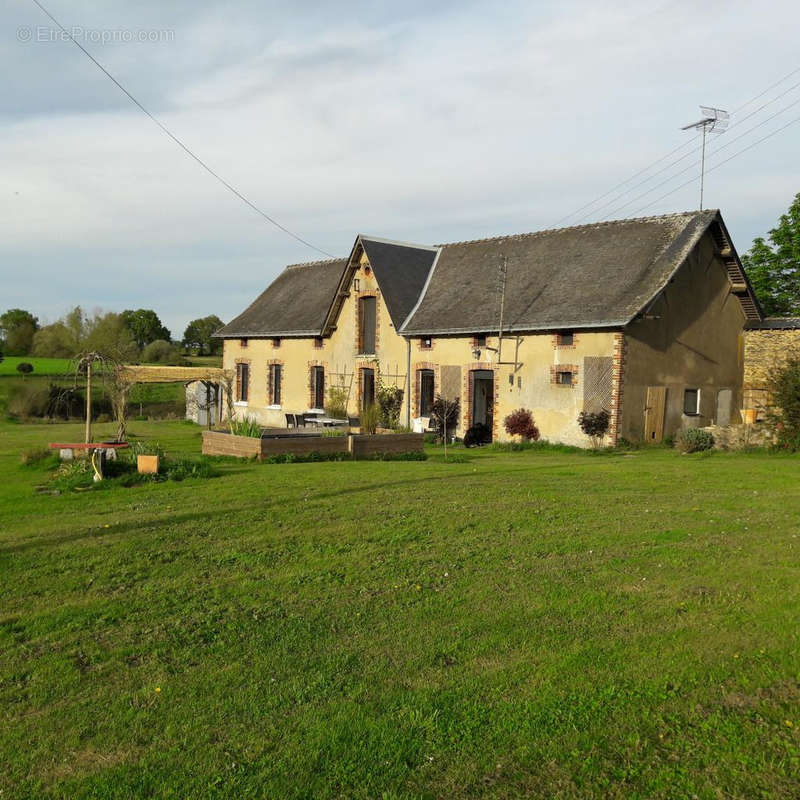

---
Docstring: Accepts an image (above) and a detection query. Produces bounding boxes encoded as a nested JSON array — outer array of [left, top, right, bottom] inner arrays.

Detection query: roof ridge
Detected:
[[284, 256, 345, 270], [359, 234, 439, 252], [435, 210, 716, 248]]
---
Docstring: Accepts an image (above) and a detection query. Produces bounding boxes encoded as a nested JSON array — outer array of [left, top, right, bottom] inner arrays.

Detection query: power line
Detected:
[[551, 63, 800, 227], [629, 113, 800, 217], [597, 94, 800, 220], [581, 77, 800, 223], [29, 0, 334, 258]]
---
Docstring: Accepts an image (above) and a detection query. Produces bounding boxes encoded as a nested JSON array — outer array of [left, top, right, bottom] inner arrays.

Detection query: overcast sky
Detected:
[[3, 0, 800, 338]]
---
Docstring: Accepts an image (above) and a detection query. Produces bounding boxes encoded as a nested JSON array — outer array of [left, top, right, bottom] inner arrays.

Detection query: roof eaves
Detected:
[[401, 320, 629, 337], [214, 329, 322, 338]]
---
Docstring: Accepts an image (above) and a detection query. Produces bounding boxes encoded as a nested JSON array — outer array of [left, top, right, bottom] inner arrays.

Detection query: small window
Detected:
[[419, 369, 435, 416], [314, 337, 323, 349], [269, 364, 282, 406], [272, 338, 281, 348], [558, 332, 574, 347], [312, 366, 325, 409], [557, 370, 573, 386], [474, 334, 487, 347], [683, 388, 699, 415], [420, 336, 432, 349], [236, 363, 249, 402], [240, 338, 248, 348], [353, 278, 360, 292]]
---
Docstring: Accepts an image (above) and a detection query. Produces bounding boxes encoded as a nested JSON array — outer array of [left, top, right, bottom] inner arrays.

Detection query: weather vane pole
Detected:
[[681, 106, 729, 210]]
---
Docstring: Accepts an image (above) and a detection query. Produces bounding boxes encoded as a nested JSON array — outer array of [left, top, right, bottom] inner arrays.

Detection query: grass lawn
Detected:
[[1, 420, 798, 798], [0, 356, 75, 377]]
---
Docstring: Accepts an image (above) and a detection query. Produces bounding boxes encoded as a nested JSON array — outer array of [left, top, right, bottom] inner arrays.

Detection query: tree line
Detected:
[[0, 307, 224, 363]]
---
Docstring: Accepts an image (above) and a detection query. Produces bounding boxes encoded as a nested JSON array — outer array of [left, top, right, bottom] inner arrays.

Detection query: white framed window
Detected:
[[683, 388, 700, 416]]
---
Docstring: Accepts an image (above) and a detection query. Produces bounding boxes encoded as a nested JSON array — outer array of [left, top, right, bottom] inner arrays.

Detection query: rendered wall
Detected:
[[620, 232, 746, 441]]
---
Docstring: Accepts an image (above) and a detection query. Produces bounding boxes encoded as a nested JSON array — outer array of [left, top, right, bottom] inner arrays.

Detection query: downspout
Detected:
[[405, 336, 411, 428]]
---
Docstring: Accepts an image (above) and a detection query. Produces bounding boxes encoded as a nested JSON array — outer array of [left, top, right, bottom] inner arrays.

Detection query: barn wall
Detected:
[[620, 232, 746, 441]]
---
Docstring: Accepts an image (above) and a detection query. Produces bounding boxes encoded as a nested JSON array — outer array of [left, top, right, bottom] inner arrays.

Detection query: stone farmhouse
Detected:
[[213, 210, 762, 446]]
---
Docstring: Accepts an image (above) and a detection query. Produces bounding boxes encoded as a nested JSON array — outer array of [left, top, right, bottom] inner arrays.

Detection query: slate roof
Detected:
[[216, 210, 757, 338], [215, 258, 347, 337], [402, 210, 722, 334], [359, 237, 438, 328]]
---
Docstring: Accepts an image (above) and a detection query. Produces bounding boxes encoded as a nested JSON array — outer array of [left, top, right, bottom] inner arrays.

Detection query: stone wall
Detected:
[[703, 423, 775, 450], [743, 328, 800, 390]]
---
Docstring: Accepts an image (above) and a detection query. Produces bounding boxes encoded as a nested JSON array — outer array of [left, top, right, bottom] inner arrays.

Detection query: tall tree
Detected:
[[0, 309, 39, 355], [742, 192, 800, 317], [183, 315, 224, 355], [121, 309, 171, 349]]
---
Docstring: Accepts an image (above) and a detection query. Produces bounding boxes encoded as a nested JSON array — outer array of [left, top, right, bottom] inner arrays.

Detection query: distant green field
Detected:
[[0, 356, 75, 376], [1, 419, 799, 798]]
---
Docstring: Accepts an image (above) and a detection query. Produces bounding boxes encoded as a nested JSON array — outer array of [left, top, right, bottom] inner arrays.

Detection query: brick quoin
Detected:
[[608, 332, 626, 446]]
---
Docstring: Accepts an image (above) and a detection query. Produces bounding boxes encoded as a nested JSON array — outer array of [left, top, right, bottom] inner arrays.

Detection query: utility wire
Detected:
[[551, 63, 800, 227], [597, 94, 800, 220], [29, 0, 334, 258], [580, 77, 800, 223], [629, 113, 800, 216]]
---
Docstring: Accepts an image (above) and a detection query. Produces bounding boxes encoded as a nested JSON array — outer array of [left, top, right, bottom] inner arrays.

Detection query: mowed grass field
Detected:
[[1, 420, 798, 799], [0, 356, 75, 376]]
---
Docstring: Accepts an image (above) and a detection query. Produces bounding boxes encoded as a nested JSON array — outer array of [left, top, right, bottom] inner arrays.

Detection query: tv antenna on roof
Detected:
[[681, 106, 729, 210]]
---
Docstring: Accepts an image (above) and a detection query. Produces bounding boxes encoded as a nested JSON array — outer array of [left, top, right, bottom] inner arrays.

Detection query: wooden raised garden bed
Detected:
[[201, 430, 424, 460]]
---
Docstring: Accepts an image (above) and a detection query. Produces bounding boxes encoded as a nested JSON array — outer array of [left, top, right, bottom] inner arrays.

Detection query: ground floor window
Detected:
[[419, 369, 435, 416], [269, 364, 282, 406], [312, 366, 325, 409], [683, 388, 699, 415], [236, 363, 249, 402]]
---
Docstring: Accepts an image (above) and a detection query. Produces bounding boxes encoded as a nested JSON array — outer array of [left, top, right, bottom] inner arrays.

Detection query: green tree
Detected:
[[32, 323, 74, 357], [85, 312, 139, 362], [141, 339, 184, 365], [121, 309, 171, 349], [183, 315, 224, 355], [0, 309, 39, 355], [742, 192, 800, 316]]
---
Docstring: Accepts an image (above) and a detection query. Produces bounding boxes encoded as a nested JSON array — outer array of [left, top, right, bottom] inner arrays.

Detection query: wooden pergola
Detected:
[[110, 365, 234, 441]]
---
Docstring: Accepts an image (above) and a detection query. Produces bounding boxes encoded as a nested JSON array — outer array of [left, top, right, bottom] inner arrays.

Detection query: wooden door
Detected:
[[644, 386, 667, 443]]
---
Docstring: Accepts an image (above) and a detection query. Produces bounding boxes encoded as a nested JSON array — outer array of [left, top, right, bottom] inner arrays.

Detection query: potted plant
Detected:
[[133, 441, 163, 474]]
